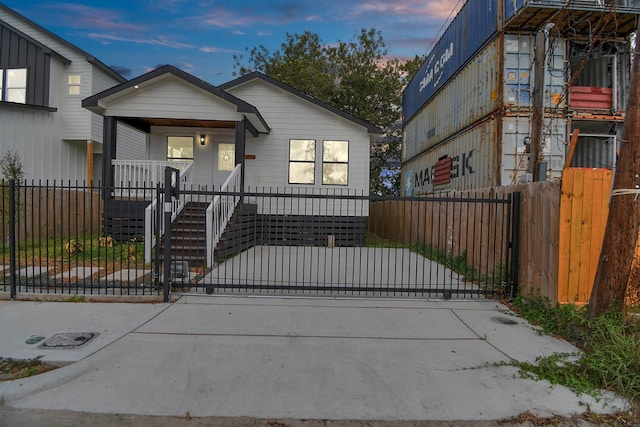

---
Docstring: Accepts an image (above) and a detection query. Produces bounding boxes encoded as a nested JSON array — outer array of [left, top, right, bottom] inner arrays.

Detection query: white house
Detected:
[[82, 66, 380, 265], [0, 3, 144, 184]]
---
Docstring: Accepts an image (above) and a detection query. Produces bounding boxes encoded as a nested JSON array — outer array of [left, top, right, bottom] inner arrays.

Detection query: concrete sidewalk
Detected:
[[0, 296, 629, 422]]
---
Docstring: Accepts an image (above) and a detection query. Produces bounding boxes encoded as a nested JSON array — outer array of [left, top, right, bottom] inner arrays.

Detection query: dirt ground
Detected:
[[0, 405, 631, 427]]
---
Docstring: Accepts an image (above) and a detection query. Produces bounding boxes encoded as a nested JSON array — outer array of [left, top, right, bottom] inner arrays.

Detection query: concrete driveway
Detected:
[[199, 246, 485, 298], [0, 295, 627, 423]]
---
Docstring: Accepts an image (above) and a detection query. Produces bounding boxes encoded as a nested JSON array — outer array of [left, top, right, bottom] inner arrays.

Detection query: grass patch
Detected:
[[0, 357, 58, 381], [0, 234, 147, 268], [512, 294, 640, 409], [365, 232, 407, 248], [410, 242, 508, 286]]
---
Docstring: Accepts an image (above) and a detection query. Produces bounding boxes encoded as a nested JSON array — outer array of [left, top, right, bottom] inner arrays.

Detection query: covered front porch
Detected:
[[82, 65, 270, 266]]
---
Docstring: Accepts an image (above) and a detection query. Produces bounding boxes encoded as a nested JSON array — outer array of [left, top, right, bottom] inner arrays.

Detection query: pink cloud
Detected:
[[350, 0, 462, 20]]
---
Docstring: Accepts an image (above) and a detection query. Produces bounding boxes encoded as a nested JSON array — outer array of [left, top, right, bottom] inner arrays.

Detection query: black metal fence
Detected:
[[1, 180, 520, 300], [0, 180, 160, 297]]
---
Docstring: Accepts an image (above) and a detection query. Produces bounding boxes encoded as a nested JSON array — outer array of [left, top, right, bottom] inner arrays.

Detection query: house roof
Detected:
[[219, 72, 382, 135], [82, 65, 270, 134], [0, 3, 125, 83]]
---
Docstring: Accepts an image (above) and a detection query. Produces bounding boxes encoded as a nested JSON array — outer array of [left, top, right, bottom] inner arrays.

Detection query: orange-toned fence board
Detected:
[[558, 168, 612, 304]]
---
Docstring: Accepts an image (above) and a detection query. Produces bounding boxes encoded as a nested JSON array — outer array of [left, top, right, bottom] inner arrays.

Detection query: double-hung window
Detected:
[[289, 139, 316, 184], [322, 140, 349, 185], [68, 75, 81, 95]]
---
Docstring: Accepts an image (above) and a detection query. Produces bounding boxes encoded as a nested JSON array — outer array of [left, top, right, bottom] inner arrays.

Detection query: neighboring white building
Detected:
[[0, 3, 144, 184]]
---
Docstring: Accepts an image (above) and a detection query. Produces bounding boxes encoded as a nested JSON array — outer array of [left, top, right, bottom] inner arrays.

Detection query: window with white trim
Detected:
[[289, 139, 316, 184], [167, 136, 194, 160], [0, 68, 27, 103], [322, 140, 349, 185], [68, 75, 81, 95]]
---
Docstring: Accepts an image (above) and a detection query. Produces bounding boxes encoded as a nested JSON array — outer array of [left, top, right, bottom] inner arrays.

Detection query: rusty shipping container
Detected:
[[402, 0, 637, 194], [403, 115, 567, 196]]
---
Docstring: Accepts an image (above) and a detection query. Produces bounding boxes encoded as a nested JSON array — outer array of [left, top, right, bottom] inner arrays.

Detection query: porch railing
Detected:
[[113, 160, 193, 199], [143, 162, 195, 263], [206, 164, 242, 267]]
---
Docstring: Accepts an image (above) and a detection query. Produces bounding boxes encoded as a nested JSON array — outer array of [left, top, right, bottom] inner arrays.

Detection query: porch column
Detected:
[[235, 118, 246, 191], [87, 140, 93, 188], [101, 117, 118, 238], [102, 116, 118, 199]]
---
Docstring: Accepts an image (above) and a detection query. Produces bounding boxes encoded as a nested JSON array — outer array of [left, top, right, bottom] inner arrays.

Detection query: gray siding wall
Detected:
[[116, 122, 147, 160], [0, 107, 86, 181], [226, 80, 371, 194], [91, 67, 120, 143]]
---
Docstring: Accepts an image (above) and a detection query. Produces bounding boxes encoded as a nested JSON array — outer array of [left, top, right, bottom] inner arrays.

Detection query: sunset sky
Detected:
[[3, 0, 464, 84]]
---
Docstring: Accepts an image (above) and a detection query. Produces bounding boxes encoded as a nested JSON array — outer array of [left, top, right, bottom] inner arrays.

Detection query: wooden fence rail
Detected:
[[1, 185, 103, 243]]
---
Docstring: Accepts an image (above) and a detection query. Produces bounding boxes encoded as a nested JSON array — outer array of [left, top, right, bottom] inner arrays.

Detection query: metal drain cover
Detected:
[[41, 332, 98, 348]]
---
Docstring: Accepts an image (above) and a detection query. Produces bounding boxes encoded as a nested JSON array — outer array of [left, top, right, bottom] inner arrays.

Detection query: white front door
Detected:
[[212, 139, 236, 187]]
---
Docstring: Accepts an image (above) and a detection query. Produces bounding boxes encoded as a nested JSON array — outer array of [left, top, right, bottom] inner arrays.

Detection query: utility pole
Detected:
[[588, 22, 640, 318], [529, 29, 547, 180]]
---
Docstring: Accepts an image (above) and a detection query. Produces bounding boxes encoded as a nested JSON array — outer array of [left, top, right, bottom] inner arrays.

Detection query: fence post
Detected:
[[509, 191, 521, 300], [163, 171, 172, 303], [153, 182, 161, 291], [162, 167, 180, 303], [8, 179, 17, 299]]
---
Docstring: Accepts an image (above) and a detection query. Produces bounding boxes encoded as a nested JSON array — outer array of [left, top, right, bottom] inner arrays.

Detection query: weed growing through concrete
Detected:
[[512, 295, 640, 417]]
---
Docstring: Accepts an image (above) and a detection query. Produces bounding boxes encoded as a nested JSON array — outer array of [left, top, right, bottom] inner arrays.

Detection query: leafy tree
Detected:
[[1, 150, 25, 224], [234, 29, 425, 195], [0, 150, 25, 182], [234, 31, 335, 100]]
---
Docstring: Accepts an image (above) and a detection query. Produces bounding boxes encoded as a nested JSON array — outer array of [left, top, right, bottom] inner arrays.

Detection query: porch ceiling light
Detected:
[[200, 134, 206, 145]]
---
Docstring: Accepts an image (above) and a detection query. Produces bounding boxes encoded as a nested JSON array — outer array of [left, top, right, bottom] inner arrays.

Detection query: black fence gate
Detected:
[[163, 187, 520, 300]]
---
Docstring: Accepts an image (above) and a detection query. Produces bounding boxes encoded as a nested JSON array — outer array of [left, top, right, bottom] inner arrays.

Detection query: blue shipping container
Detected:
[[403, 0, 498, 123], [504, 0, 526, 22]]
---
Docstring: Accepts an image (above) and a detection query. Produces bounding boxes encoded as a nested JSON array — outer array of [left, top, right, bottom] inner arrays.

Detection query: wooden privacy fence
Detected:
[[370, 174, 617, 305], [557, 168, 613, 304], [1, 183, 103, 243], [506, 180, 561, 303], [369, 191, 514, 288]]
